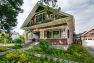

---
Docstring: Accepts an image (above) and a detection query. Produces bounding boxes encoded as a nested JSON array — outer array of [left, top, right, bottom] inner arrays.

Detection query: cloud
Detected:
[[58, 0, 94, 34]]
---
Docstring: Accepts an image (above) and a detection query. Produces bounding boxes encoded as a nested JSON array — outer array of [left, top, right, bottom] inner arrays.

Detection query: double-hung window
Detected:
[[53, 31, 61, 38]]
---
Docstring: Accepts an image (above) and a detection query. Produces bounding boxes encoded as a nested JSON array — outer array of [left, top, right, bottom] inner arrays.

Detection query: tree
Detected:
[[40, 0, 57, 7], [0, 0, 23, 42], [39, 0, 61, 19], [0, 0, 23, 33], [0, 32, 8, 43]]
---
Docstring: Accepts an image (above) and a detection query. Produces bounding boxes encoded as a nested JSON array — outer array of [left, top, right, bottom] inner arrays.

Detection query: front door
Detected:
[[33, 32, 40, 39]]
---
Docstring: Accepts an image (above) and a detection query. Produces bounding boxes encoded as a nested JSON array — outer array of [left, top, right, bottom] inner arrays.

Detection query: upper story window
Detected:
[[36, 14, 42, 22], [36, 13, 46, 22], [50, 14, 55, 19]]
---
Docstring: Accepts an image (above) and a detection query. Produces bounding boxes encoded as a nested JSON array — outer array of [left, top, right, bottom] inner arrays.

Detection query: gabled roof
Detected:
[[21, 2, 73, 30], [81, 28, 94, 36]]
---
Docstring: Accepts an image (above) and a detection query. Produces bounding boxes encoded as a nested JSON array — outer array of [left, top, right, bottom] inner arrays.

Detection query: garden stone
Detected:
[[69, 61, 75, 63]]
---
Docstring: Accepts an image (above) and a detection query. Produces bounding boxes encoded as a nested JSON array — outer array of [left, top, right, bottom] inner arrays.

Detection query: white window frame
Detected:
[[35, 12, 46, 22]]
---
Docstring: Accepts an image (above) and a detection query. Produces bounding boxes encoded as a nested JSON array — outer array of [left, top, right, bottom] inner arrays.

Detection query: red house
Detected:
[[81, 29, 94, 47]]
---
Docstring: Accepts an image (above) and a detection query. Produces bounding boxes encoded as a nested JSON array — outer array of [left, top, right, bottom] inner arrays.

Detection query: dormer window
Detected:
[[36, 14, 42, 22], [50, 14, 55, 19], [35, 13, 46, 22]]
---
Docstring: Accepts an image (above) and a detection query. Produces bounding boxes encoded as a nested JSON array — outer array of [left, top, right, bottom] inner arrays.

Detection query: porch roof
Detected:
[[22, 17, 73, 31]]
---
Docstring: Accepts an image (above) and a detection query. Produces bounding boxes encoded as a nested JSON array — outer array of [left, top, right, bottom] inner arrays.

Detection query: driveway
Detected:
[[85, 46, 94, 57]]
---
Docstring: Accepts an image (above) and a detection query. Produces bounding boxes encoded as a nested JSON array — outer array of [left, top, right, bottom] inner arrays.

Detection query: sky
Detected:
[[13, 0, 94, 34]]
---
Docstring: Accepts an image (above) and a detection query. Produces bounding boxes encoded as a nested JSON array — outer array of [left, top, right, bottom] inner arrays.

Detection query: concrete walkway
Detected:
[[84, 46, 94, 57]]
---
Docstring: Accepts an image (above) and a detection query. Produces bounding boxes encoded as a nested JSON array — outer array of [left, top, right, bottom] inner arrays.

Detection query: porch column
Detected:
[[31, 32, 33, 39], [26, 32, 28, 41], [40, 30, 45, 39]]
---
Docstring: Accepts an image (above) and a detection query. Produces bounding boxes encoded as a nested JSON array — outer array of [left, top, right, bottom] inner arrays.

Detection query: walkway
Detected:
[[85, 46, 94, 57]]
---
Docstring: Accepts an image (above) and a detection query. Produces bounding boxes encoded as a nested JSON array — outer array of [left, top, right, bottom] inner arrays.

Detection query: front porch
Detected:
[[26, 25, 71, 45]]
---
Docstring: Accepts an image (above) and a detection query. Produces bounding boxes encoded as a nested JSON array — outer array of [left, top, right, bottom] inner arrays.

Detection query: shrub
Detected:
[[3, 50, 29, 63], [0, 33, 9, 44], [67, 44, 94, 63], [39, 40, 50, 51], [0, 50, 62, 63], [14, 38, 23, 44], [13, 35, 25, 44], [11, 35, 24, 49], [0, 60, 7, 63], [12, 44, 22, 49], [0, 46, 7, 52]]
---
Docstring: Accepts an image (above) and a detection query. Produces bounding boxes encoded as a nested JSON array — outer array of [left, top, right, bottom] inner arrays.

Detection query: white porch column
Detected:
[[31, 32, 33, 39], [40, 30, 45, 39], [25, 31, 28, 41]]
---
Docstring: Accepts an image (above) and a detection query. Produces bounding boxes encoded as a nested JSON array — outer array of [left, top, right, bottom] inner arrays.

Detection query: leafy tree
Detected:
[[0, 32, 8, 43], [0, 0, 23, 41], [39, 0, 61, 18], [40, 0, 57, 7], [0, 0, 23, 33]]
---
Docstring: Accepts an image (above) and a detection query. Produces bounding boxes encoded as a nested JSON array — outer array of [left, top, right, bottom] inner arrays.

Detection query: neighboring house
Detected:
[[81, 29, 94, 47], [73, 33, 82, 44], [21, 2, 75, 49]]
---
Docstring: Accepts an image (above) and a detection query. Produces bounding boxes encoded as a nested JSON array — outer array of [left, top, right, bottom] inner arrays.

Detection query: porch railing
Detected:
[[40, 38, 67, 45]]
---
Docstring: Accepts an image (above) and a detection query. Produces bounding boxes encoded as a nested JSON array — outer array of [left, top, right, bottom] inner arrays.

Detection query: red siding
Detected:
[[82, 29, 94, 39], [47, 39, 67, 45]]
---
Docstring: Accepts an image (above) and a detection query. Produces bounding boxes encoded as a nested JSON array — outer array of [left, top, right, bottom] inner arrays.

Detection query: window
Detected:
[[36, 13, 46, 22], [53, 31, 60, 38], [36, 14, 42, 22], [46, 31, 51, 38], [88, 39, 92, 40], [61, 29, 67, 38], [36, 15, 39, 22], [43, 13, 46, 20], [50, 14, 54, 19]]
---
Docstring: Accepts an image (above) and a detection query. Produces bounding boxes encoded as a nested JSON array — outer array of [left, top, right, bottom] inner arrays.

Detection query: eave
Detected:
[[22, 17, 74, 31]]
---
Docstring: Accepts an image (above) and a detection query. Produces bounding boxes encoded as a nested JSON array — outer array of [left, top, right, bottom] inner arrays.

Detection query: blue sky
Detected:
[[13, 0, 94, 34]]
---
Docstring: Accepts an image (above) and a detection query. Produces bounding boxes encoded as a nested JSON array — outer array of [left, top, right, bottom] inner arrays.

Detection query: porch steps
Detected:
[[23, 39, 39, 48]]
